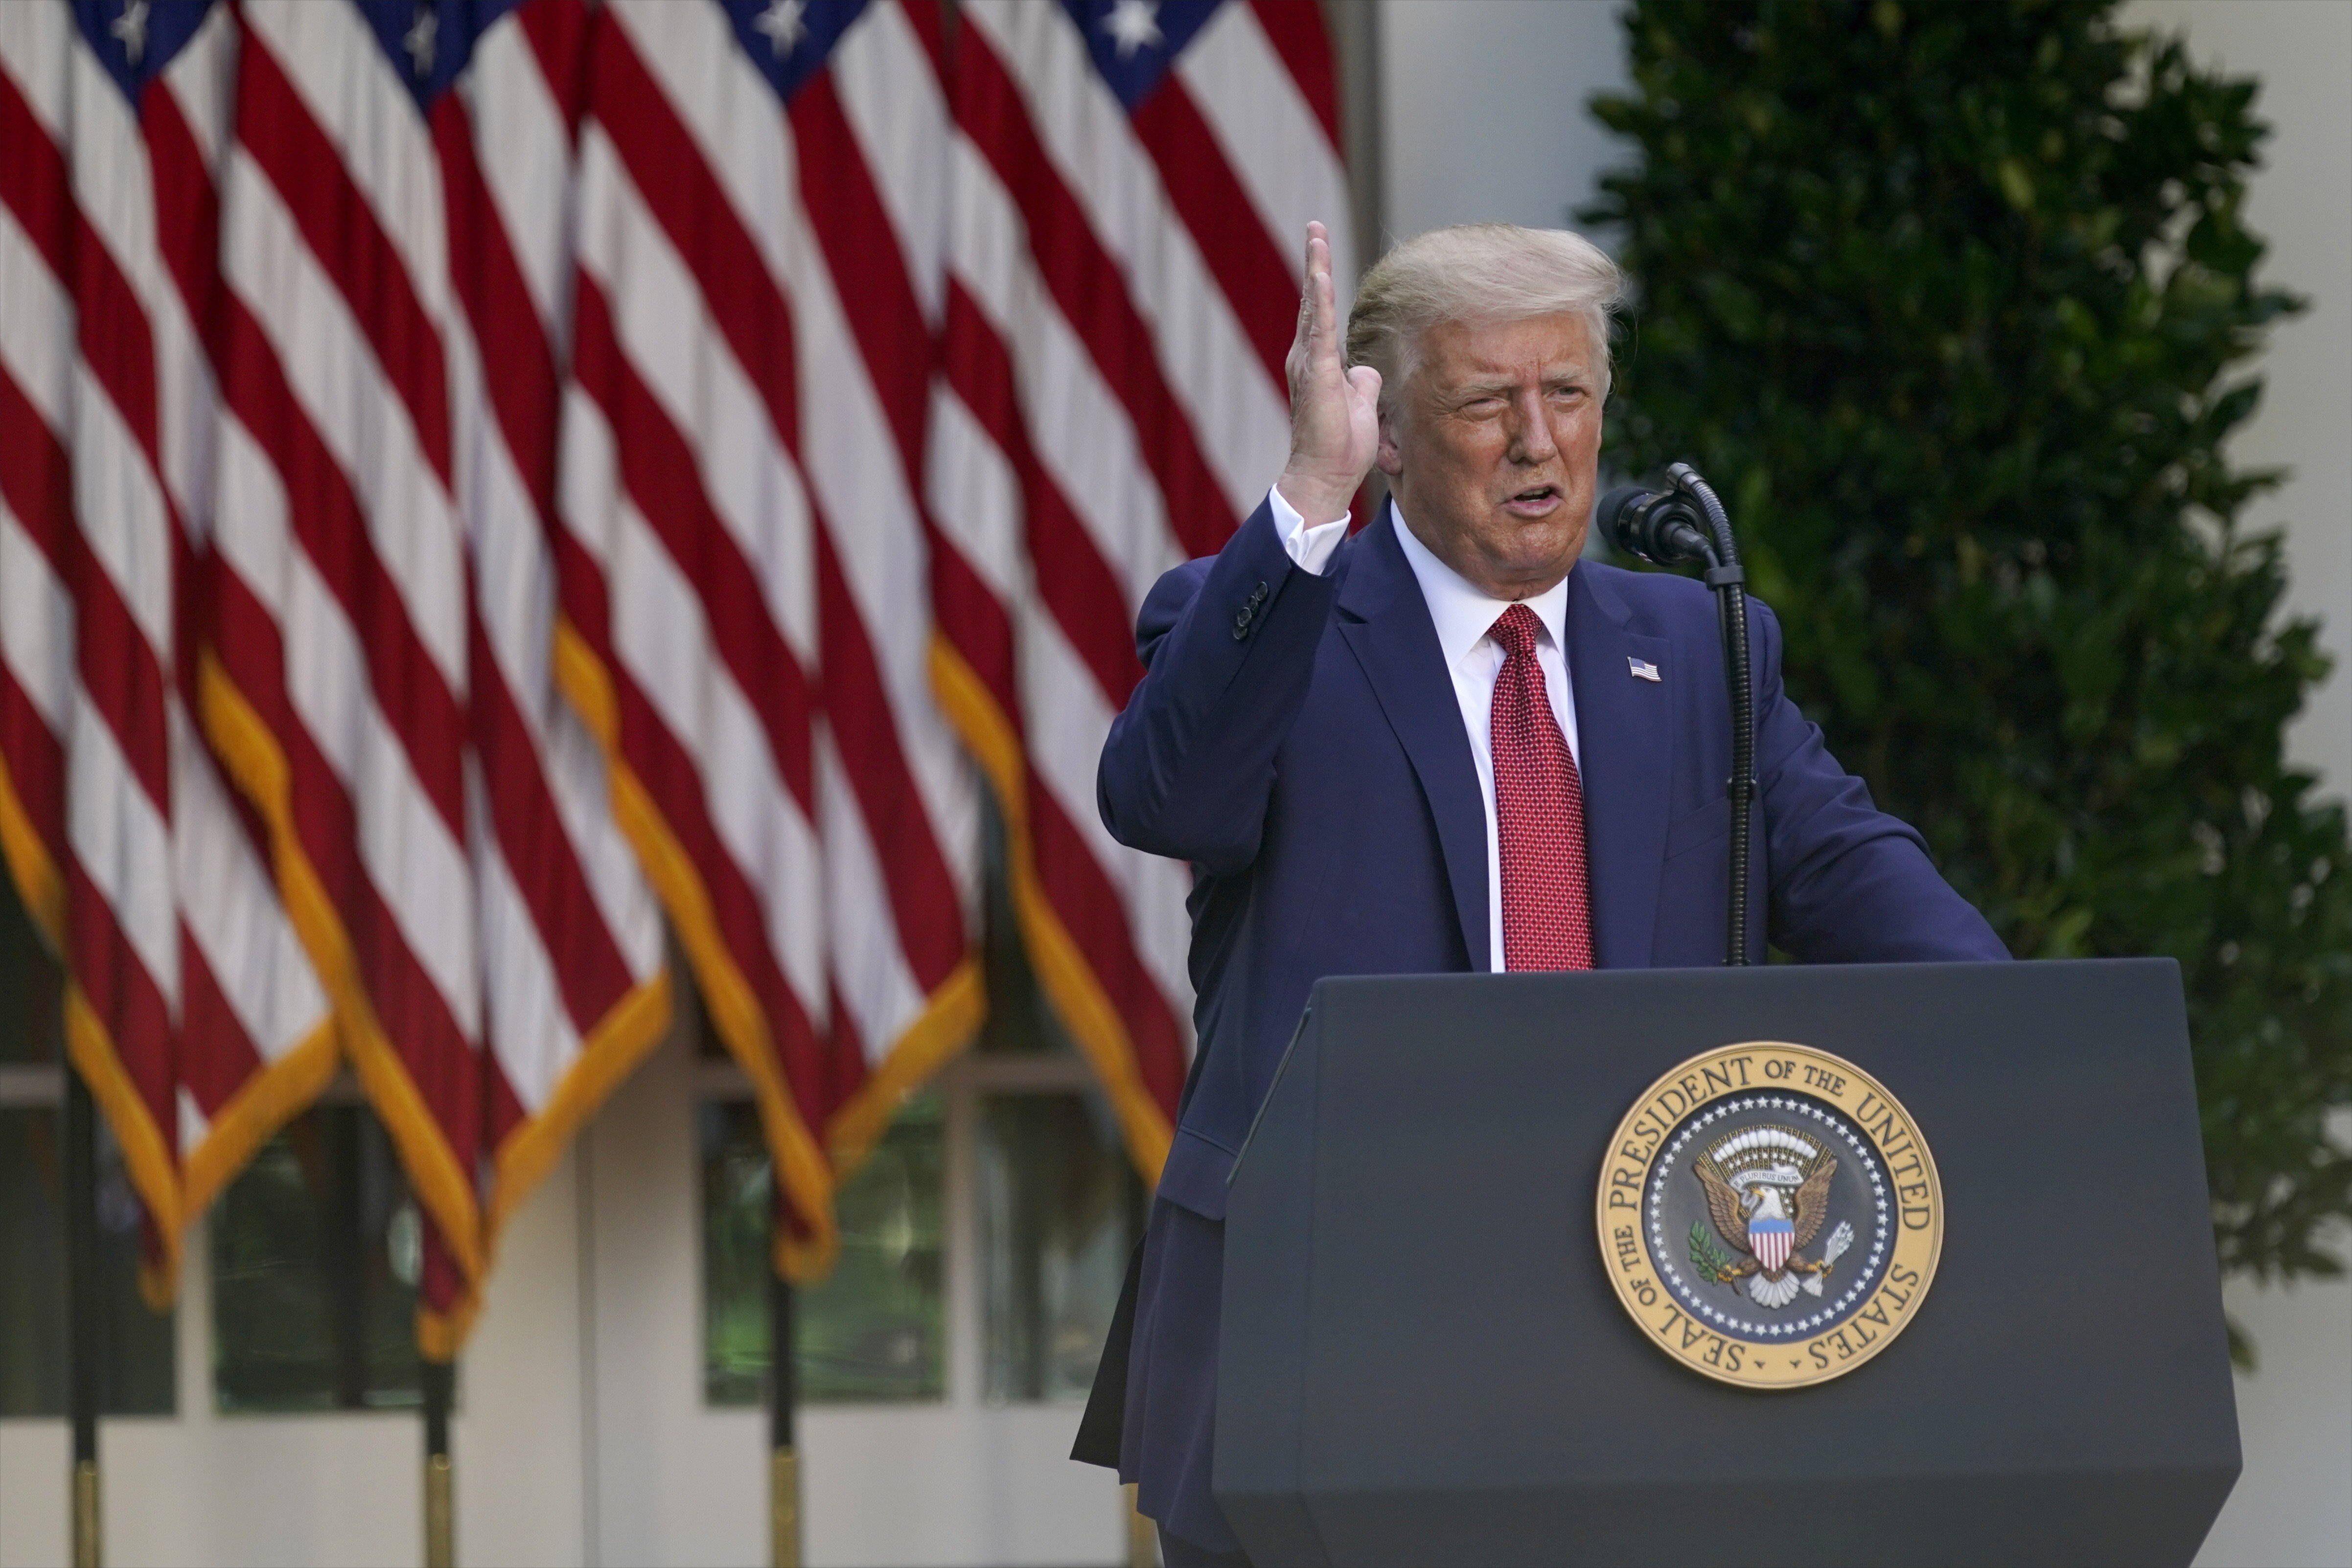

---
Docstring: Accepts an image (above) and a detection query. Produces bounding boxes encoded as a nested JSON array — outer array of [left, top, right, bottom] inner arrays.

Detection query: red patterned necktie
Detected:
[[1489, 604, 1595, 971]]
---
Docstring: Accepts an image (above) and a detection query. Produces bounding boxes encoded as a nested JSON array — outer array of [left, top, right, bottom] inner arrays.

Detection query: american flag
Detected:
[[557, 0, 985, 1275], [0, 0, 340, 1301], [0, 11, 113, 1235], [430, 0, 672, 1251], [60, 0, 346, 1273], [1, 0, 1354, 1331], [0, 11, 86, 1212], [203, 0, 669, 1352], [927, 0, 1352, 1174]]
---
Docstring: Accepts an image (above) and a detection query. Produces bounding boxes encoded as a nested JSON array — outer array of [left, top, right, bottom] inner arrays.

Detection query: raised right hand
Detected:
[[1275, 222, 1381, 526]]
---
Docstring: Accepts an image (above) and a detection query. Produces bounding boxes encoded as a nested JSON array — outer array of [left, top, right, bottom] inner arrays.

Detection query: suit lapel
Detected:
[[1566, 564, 1675, 968], [1336, 519, 1490, 971]]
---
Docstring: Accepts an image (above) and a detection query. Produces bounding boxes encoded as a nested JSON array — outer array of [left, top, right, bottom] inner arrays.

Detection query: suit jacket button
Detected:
[[1232, 607, 1253, 639], [1250, 581, 1268, 603]]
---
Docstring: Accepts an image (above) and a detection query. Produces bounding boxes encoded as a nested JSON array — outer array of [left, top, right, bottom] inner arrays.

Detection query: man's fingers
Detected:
[[1289, 221, 1350, 409], [1305, 237, 1338, 371], [1304, 226, 1334, 311], [1290, 226, 1327, 379], [1287, 289, 1314, 393]]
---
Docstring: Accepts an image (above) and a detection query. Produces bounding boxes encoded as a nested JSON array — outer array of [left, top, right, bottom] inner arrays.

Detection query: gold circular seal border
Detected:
[[1595, 1041, 1943, 1389]]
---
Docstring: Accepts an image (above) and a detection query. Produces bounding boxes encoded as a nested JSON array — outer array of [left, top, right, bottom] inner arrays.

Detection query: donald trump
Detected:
[[1078, 221, 2006, 1565]]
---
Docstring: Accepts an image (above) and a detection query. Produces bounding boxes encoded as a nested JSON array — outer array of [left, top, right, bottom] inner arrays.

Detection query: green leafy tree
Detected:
[[1586, 0, 2352, 1320]]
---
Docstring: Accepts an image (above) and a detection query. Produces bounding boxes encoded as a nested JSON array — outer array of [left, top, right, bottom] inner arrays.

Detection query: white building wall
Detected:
[[1379, 0, 1627, 241], [2126, 0, 2351, 799]]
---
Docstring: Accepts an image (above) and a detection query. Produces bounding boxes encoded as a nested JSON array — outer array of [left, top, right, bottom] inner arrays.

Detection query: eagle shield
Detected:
[[1693, 1127, 1838, 1308]]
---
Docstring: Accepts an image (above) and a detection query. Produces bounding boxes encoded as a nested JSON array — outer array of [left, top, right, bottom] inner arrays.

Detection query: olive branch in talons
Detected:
[[1687, 1221, 1749, 1289]]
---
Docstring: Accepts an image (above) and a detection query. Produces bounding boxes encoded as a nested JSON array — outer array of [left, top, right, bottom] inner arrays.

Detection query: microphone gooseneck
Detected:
[[1600, 467, 1756, 966]]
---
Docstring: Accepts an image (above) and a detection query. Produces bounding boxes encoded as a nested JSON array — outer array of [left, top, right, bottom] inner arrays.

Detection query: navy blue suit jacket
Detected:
[[1086, 499, 2006, 1551]]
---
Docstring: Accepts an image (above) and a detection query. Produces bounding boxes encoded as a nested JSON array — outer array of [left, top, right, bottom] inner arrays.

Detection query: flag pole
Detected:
[[64, 1064, 102, 1568], [768, 1253, 800, 1568], [422, 1358, 454, 1568]]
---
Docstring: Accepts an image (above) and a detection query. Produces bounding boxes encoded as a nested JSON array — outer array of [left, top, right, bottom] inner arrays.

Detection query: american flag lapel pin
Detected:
[[1628, 656, 1662, 682]]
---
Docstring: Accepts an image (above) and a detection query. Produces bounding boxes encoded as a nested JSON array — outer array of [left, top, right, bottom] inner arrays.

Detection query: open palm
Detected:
[[1277, 221, 1381, 525]]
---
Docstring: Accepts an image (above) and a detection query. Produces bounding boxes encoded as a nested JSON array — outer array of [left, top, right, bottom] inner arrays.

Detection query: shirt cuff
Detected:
[[1267, 485, 1349, 576]]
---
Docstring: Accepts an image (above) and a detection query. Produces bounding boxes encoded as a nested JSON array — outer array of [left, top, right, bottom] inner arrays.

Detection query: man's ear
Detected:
[[1375, 410, 1404, 478]]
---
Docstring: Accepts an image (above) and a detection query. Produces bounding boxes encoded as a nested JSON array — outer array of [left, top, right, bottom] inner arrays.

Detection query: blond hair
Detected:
[[1345, 224, 1624, 414]]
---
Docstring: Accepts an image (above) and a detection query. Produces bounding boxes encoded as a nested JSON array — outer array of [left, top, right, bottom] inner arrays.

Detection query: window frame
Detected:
[[0, 1061, 62, 1109]]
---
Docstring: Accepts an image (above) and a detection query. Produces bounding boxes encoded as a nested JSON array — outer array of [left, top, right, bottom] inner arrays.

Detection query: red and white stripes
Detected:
[[205, 0, 489, 1340], [201, 0, 674, 1352], [927, 0, 1351, 1174], [557, 0, 981, 1275], [4, 0, 681, 1350], [62, 2, 188, 1283], [0, 1, 338, 1298], [64, 0, 338, 1257], [0, 4, 78, 1055], [437, 0, 669, 1249], [2, 0, 1361, 1307]]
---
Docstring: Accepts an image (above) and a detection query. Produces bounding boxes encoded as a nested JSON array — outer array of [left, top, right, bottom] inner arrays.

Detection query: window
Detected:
[[0, 1107, 180, 1418], [965, 801, 1143, 1404], [693, 799, 1146, 1408], [702, 1094, 947, 1404], [696, 1073, 1140, 1409], [0, 875, 175, 1417], [1, 869, 429, 1419], [979, 1091, 1140, 1403], [209, 1102, 428, 1413]]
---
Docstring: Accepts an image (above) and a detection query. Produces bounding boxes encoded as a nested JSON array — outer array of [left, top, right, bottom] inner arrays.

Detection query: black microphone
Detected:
[[1599, 466, 1757, 967], [1597, 485, 1713, 566]]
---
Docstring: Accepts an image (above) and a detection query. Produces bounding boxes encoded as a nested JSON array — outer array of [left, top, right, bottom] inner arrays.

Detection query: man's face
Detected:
[[1378, 311, 1603, 601]]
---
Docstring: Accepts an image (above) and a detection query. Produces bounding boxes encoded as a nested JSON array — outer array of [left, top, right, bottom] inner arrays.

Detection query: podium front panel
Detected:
[[1216, 959, 2239, 1567]]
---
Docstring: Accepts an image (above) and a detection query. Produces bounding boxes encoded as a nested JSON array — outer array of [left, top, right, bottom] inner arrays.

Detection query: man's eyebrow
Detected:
[[1442, 365, 1592, 397]]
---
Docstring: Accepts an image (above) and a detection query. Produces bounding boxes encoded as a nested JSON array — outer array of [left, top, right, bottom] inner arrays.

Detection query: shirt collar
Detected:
[[1388, 500, 1572, 665]]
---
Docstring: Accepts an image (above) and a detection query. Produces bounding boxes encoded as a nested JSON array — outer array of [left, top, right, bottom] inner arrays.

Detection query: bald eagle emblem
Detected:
[[1690, 1126, 1856, 1309]]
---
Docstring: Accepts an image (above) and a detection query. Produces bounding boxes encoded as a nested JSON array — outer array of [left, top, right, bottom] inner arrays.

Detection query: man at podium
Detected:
[[1080, 222, 2008, 1566]]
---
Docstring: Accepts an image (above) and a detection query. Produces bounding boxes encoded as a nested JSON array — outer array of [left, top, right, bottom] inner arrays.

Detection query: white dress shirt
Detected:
[[1266, 487, 1581, 971]]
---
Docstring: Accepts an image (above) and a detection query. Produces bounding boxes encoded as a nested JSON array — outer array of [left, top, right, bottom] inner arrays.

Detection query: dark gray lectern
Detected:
[[1216, 960, 2240, 1567]]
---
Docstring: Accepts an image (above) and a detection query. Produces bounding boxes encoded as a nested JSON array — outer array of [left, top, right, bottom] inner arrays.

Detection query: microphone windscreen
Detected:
[[1596, 486, 1653, 548]]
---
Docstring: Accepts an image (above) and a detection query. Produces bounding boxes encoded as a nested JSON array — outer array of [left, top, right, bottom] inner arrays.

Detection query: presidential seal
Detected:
[[1595, 1042, 1942, 1388]]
